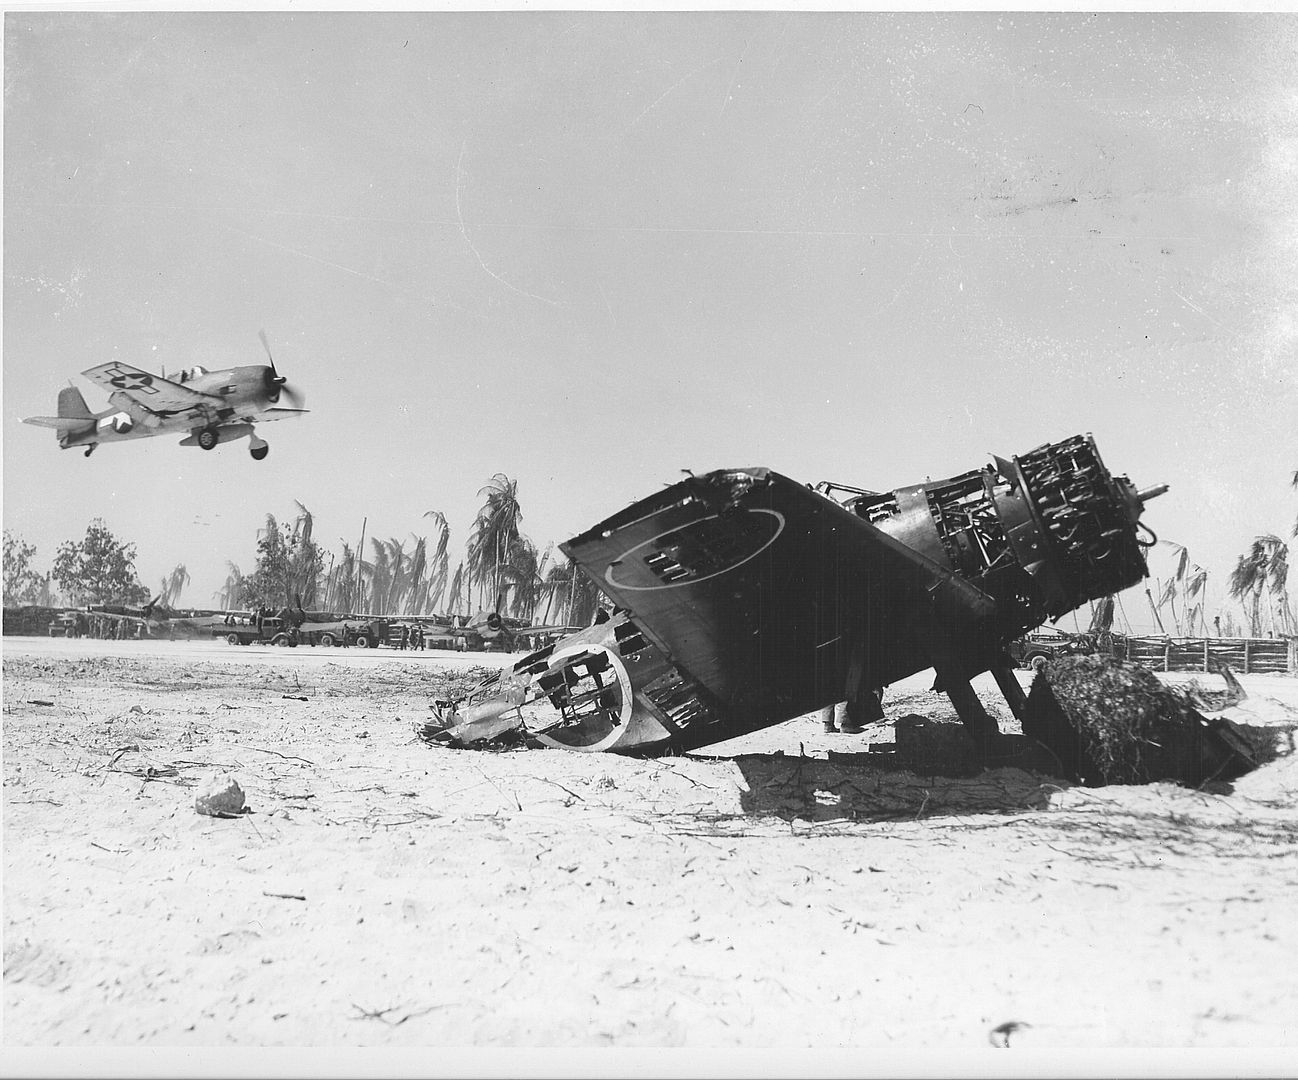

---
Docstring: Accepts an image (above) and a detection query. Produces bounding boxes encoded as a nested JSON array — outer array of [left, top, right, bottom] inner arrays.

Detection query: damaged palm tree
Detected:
[[1022, 655, 1257, 786], [423, 434, 1168, 756]]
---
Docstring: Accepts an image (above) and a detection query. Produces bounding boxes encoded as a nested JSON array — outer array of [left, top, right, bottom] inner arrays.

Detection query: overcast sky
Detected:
[[4, 10, 1296, 629]]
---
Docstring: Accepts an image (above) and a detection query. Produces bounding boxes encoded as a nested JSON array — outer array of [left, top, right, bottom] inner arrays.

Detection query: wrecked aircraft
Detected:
[[424, 434, 1168, 756]]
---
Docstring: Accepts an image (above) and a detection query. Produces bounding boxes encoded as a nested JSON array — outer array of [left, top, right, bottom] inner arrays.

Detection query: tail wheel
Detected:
[[197, 428, 219, 451], [250, 444, 269, 461]]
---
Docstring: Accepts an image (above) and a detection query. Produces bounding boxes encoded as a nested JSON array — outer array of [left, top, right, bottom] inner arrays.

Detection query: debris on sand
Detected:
[[1183, 657, 1248, 713], [1023, 655, 1258, 787], [195, 773, 248, 817]]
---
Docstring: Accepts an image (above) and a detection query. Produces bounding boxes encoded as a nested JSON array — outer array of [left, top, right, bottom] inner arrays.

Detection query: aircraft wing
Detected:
[[516, 623, 583, 637], [561, 468, 998, 727], [81, 362, 220, 416], [258, 406, 310, 421], [85, 610, 151, 627]]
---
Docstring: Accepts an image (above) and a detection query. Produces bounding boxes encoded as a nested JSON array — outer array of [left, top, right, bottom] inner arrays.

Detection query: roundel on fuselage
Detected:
[[605, 508, 785, 593]]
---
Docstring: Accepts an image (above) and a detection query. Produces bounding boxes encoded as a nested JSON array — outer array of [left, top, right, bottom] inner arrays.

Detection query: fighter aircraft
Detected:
[[444, 592, 580, 652], [425, 434, 1169, 755], [22, 332, 306, 460], [83, 597, 233, 637]]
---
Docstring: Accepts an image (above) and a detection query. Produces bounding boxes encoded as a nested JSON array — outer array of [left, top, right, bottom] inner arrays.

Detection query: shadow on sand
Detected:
[[713, 718, 1069, 824], [714, 712, 1292, 824]]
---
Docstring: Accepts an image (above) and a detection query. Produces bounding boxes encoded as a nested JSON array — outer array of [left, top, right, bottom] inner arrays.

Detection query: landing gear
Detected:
[[197, 428, 219, 451], [83, 444, 98, 458], [249, 436, 269, 461]]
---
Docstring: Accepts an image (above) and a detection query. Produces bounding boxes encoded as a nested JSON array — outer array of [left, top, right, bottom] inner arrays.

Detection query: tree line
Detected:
[[4, 473, 604, 627], [6, 470, 1294, 636]]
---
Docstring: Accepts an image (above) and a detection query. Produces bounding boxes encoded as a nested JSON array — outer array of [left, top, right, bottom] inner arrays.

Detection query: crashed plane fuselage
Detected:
[[426, 434, 1166, 754]]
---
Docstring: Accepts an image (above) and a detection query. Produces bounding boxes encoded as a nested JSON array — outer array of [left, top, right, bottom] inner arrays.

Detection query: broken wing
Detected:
[[561, 468, 998, 728]]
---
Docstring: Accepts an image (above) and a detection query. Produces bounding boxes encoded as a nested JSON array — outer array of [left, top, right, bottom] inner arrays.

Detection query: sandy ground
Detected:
[[4, 635, 1298, 1065]]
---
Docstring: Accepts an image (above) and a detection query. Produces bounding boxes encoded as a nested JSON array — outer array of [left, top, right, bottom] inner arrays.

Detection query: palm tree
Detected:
[[1229, 535, 1293, 637], [467, 474, 522, 606], [422, 511, 451, 613], [1156, 541, 1192, 635], [1155, 541, 1209, 636], [404, 535, 429, 615], [447, 561, 466, 616], [215, 561, 245, 610], [383, 537, 411, 613], [328, 543, 357, 612], [499, 536, 544, 619], [543, 558, 605, 626], [159, 563, 190, 608], [366, 538, 395, 615], [1182, 563, 1210, 637], [288, 501, 322, 608]]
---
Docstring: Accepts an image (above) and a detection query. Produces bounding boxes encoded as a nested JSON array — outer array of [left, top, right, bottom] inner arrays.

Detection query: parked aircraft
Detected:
[[426, 434, 1169, 755], [83, 598, 230, 636], [443, 592, 580, 652], [22, 332, 306, 460]]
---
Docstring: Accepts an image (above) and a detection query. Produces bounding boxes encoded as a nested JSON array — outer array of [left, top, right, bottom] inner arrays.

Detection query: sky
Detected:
[[4, 10, 1296, 631]]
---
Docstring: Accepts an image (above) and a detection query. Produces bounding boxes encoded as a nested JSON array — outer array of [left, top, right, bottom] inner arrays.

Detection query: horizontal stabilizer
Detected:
[[22, 415, 92, 431], [23, 385, 96, 433]]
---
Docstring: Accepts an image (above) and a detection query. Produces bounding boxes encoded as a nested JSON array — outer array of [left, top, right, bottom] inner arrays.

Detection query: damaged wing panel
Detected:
[[562, 468, 997, 729]]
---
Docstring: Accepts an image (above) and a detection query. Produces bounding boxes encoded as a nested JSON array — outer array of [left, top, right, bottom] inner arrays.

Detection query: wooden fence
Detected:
[[1115, 634, 1295, 674]]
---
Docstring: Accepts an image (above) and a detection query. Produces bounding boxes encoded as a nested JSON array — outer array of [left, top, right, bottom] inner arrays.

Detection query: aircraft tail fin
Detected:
[[21, 389, 96, 436], [58, 386, 95, 420], [22, 387, 97, 436]]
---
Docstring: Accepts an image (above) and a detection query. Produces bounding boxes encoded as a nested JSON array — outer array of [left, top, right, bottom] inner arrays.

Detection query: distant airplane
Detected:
[[83, 597, 230, 635], [22, 331, 306, 460], [445, 591, 579, 652]]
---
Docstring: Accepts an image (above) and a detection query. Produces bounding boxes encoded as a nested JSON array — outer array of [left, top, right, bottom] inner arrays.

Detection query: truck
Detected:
[[214, 615, 292, 646], [300, 618, 390, 648], [1007, 629, 1097, 670]]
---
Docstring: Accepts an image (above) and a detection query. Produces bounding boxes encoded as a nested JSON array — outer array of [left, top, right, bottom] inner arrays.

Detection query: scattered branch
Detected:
[[236, 745, 315, 765]]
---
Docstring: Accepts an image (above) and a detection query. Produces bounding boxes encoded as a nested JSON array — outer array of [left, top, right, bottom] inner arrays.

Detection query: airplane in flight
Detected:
[[22, 332, 306, 460]]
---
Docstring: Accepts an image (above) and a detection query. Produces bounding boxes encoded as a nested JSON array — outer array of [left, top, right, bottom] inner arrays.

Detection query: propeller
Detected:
[[485, 591, 505, 631], [259, 330, 305, 409]]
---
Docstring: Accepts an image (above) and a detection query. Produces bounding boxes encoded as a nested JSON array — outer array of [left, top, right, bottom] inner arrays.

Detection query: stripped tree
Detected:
[[159, 563, 191, 608]]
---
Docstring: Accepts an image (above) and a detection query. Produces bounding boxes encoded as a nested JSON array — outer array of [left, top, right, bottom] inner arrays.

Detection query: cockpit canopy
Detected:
[[176, 366, 207, 384]]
